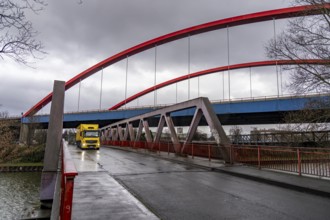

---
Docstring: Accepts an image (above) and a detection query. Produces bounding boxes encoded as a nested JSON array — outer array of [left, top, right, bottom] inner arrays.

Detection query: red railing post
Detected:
[[168, 142, 170, 155], [62, 178, 75, 220], [208, 144, 211, 161], [60, 152, 65, 216], [229, 144, 233, 164], [258, 146, 261, 169], [297, 148, 301, 176], [192, 143, 194, 159], [60, 142, 78, 220]]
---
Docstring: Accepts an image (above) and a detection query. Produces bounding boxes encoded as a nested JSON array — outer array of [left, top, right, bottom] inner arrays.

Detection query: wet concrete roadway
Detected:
[[70, 145, 330, 220]]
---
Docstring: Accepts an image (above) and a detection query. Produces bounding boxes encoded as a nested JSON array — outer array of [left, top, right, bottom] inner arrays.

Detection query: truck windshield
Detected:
[[84, 131, 99, 137]]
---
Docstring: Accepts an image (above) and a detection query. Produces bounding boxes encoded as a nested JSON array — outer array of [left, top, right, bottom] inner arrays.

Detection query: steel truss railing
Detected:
[[100, 97, 231, 162]]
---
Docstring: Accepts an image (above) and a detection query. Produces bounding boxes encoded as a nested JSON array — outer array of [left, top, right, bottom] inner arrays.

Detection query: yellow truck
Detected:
[[76, 124, 100, 150]]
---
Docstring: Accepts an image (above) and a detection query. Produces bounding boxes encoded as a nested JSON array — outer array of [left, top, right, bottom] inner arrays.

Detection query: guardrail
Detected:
[[103, 140, 224, 161], [232, 145, 330, 177], [103, 140, 330, 178], [229, 130, 330, 146], [60, 141, 78, 220]]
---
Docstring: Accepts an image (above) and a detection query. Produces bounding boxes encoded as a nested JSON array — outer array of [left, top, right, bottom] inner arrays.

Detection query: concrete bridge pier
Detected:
[[39, 80, 65, 216], [19, 124, 29, 145]]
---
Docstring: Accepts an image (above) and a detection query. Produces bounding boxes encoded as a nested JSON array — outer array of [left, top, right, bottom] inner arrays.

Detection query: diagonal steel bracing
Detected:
[[154, 115, 165, 143], [123, 123, 129, 140], [101, 97, 230, 162], [136, 120, 143, 141], [128, 123, 135, 141], [118, 126, 124, 141]]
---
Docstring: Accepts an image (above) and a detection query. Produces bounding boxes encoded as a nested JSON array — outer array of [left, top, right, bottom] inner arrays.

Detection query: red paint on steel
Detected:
[[297, 149, 301, 176], [62, 179, 75, 220], [110, 59, 328, 110], [23, 5, 329, 117], [61, 143, 78, 220], [258, 146, 261, 169]]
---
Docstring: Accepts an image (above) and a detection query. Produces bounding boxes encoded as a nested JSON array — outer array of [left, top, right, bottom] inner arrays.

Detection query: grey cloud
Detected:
[[34, 0, 291, 61], [2, 0, 294, 115]]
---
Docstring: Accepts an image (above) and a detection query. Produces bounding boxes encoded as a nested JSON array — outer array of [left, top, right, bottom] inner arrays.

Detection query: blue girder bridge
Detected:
[[22, 94, 330, 128]]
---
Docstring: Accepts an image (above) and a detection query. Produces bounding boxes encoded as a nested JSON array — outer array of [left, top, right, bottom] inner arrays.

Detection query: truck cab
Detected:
[[76, 124, 100, 150]]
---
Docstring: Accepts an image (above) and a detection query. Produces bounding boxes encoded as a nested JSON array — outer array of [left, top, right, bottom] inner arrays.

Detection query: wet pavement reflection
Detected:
[[70, 147, 101, 172], [69, 145, 159, 220], [69, 145, 330, 220]]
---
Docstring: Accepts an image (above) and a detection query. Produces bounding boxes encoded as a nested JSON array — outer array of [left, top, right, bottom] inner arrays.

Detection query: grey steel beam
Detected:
[[143, 120, 153, 142], [164, 113, 180, 152], [106, 128, 111, 140], [118, 126, 124, 141], [136, 120, 143, 141], [154, 115, 165, 143], [200, 98, 230, 162], [123, 123, 129, 141], [182, 108, 203, 152], [101, 97, 230, 161], [112, 128, 118, 141], [128, 123, 135, 141], [101, 98, 209, 129]]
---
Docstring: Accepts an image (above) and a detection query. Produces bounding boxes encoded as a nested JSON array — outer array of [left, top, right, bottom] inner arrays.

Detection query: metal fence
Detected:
[[103, 140, 222, 161], [232, 145, 330, 177], [230, 131, 330, 146]]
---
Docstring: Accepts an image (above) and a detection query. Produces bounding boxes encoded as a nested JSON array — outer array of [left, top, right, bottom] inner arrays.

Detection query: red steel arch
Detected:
[[109, 59, 329, 110], [24, 4, 330, 117]]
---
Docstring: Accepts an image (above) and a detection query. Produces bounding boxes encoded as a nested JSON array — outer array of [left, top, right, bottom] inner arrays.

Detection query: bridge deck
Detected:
[[72, 172, 158, 220], [68, 145, 330, 219], [69, 146, 158, 220]]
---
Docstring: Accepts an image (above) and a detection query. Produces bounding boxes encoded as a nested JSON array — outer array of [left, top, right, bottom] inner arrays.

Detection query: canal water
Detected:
[[0, 172, 41, 220]]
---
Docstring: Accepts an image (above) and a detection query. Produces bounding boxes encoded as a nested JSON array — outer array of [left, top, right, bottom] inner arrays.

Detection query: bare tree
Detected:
[[0, 110, 8, 118], [192, 129, 208, 141], [284, 99, 330, 131], [0, 0, 46, 65], [229, 125, 243, 144], [0, 109, 17, 163], [266, 0, 330, 94]]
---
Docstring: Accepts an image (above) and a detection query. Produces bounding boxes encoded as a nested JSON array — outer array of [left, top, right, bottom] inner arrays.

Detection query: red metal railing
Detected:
[[232, 145, 330, 177], [102, 140, 227, 162], [103, 140, 330, 177], [60, 142, 78, 220]]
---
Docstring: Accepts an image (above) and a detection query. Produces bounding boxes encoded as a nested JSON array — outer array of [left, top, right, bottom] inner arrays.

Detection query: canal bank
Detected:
[[0, 164, 43, 172]]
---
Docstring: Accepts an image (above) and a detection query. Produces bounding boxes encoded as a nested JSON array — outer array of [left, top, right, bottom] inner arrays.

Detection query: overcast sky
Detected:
[[0, 0, 294, 116]]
